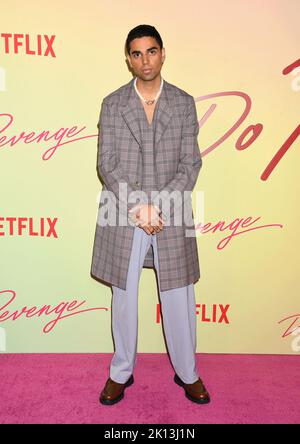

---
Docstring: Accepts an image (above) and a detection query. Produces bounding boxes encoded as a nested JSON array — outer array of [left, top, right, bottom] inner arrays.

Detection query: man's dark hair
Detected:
[[125, 24, 163, 55]]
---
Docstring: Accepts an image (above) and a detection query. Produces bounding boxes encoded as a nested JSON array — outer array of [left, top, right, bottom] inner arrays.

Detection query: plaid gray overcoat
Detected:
[[91, 77, 202, 291]]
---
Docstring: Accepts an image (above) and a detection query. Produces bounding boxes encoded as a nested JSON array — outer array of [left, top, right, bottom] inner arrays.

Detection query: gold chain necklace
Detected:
[[134, 77, 164, 105]]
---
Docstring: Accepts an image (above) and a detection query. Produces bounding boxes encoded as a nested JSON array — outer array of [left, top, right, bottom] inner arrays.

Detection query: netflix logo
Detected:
[[0, 33, 56, 57], [0, 217, 58, 237], [156, 303, 230, 324]]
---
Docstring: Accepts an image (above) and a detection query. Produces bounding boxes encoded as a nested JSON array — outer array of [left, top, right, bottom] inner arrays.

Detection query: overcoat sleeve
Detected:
[[151, 95, 202, 223], [97, 99, 147, 217]]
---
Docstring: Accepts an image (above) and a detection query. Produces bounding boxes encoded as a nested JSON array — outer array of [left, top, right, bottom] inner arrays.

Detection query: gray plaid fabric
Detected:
[[90, 77, 202, 291]]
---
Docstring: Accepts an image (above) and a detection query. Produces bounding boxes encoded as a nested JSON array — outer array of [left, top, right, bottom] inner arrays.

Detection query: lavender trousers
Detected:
[[110, 226, 199, 384]]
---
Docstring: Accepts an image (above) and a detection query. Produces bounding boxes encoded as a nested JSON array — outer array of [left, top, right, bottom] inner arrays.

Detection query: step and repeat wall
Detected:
[[0, 0, 299, 354]]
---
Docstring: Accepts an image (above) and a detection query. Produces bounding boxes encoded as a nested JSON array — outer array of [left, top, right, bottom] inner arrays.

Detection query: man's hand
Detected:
[[129, 204, 164, 235]]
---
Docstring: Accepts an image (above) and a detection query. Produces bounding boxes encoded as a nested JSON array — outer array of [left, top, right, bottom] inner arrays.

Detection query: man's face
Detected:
[[127, 36, 165, 81]]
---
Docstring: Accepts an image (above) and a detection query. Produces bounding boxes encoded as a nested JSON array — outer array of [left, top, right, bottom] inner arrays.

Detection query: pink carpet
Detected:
[[0, 353, 299, 424]]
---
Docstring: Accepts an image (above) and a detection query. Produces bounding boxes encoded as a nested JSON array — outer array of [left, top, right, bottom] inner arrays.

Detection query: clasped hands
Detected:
[[128, 204, 165, 235]]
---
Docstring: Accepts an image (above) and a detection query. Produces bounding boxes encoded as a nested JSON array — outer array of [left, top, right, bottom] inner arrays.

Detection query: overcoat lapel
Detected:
[[120, 79, 142, 148]]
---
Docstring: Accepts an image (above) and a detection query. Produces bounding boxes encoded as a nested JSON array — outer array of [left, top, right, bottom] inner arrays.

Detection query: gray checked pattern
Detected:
[[90, 76, 202, 292]]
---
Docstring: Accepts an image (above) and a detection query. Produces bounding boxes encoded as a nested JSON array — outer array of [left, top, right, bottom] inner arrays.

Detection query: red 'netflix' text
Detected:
[[156, 303, 230, 324], [0, 33, 56, 57], [0, 217, 58, 237]]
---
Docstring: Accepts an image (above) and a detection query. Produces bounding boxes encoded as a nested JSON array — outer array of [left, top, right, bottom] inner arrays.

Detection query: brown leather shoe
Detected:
[[99, 375, 134, 405], [174, 374, 210, 404]]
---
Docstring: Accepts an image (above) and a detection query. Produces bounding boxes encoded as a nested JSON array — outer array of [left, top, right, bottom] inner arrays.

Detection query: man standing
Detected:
[[91, 24, 210, 405]]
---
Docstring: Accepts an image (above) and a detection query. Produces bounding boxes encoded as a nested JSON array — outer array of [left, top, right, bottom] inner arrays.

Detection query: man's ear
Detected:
[[161, 47, 166, 64], [126, 55, 132, 68]]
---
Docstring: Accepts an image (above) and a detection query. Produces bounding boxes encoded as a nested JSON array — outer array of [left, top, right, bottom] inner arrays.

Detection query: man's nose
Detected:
[[142, 54, 149, 64]]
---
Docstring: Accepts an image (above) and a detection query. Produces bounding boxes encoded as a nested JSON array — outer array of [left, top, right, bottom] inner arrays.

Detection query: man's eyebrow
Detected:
[[131, 46, 159, 55]]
